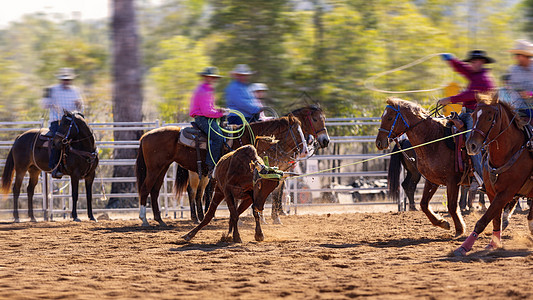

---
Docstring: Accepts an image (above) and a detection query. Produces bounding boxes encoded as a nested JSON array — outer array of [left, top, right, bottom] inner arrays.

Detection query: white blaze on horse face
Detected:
[[297, 125, 309, 158], [381, 109, 388, 118]]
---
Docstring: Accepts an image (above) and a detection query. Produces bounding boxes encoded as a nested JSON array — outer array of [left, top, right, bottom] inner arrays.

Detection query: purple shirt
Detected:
[[189, 82, 224, 118], [447, 58, 495, 110]]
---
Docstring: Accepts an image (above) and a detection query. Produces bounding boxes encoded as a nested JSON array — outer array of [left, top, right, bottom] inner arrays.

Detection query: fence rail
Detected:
[[0, 117, 399, 222]]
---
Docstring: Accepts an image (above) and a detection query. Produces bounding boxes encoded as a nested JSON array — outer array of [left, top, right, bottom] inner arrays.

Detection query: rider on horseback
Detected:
[[189, 66, 229, 177], [438, 50, 496, 187], [225, 64, 263, 125], [502, 39, 533, 122], [41, 68, 84, 179]]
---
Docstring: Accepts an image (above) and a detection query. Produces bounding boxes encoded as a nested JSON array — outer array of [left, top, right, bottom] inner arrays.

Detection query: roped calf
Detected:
[[182, 137, 295, 243]]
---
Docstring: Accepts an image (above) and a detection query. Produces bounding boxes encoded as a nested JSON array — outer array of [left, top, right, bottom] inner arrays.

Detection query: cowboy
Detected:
[[189, 66, 228, 175], [438, 50, 496, 186], [41, 67, 84, 178], [503, 39, 533, 120], [225, 64, 263, 125]]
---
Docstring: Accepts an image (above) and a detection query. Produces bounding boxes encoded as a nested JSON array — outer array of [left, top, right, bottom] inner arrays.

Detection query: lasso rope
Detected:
[[364, 53, 454, 94], [287, 129, 471, 180]]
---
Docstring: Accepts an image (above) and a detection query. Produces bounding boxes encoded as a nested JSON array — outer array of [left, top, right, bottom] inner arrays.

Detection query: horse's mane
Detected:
[[290, 105, 323, 115], [250, 114, 302, 128], [386, 97, 427, 118], [477, 94, 526, 130]]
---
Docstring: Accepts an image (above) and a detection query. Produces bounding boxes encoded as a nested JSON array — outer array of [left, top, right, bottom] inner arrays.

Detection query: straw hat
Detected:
[[198, 66, 222, 77], [509, 39, 533, 57], [55, 68, 77, 80], [230, 64, 255, 75], [250, 83, 268, 92], [463, 50, 495, 64]]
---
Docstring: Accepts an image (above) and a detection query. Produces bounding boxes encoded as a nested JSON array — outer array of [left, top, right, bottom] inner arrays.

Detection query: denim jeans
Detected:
[[48, 121, 60, 170], [194, 116, 224, 168], [459, 111, 483, 178], [228, 113, 261, 125]]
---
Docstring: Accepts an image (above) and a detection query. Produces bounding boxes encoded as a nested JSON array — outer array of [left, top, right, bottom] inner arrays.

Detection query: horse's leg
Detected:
[[12, 171, 25, 223], [446, 182, 465, 237], [26, 168, 40, 222], [502, 196, 519, 231], [71, 177, 81, 222], [139, 169, 165, 227], [404, 171, 420, 211], [252, 203, 264, 242], [467, 181, 479, 211], [85, 173, 96, 221], [459, 186, 467, 211], [203, 179, 214, 214], [225, 191, 242, 243], [187, 173, 200, 224], [454, 191, 513, 256], [486, 210, 504, 250], [150, 167, 169, 226], [195, 175, 209, 222], [528, 197, 533, 235], [271, 182, 283, 224], [231, 196, 254, 239], [182, 185, 224, 241], [419, 181, 450, 230]]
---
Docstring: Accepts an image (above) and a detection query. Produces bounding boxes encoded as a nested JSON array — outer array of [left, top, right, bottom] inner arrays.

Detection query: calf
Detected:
[[182, 137, 292, 243]]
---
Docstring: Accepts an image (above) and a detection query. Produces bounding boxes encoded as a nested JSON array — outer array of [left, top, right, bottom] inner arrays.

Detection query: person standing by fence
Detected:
[[41, 67, 84, 178]]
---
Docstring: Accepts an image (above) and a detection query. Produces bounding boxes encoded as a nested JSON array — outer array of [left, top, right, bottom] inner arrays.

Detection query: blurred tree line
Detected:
[[0, 0, 530, 125]]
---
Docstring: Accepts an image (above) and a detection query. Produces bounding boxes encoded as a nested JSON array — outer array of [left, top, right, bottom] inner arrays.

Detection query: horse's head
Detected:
[[375, 98, 412, 150], [285, 113, 309, 159], [291, 105, 330, 148], [54, 111, 93, 148]]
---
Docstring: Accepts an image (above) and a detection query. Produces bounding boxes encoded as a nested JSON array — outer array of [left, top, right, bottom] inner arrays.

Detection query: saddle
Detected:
[[178, 122, 235, 149]]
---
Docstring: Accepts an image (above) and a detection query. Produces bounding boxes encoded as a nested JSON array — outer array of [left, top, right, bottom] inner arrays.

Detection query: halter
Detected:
[[304, 110, 327, 138], [258, 122, 306, 168], [378, 105, 411, 139]]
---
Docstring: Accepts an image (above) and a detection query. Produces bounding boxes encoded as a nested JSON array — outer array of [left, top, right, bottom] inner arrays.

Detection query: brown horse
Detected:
[[375, 97, 466, 236], [185, 105, 330, 224], [135, 115, 308, 226], [183, 137, 294, 243], [454, 96, 533, 256], [1, 111, 99, 222]]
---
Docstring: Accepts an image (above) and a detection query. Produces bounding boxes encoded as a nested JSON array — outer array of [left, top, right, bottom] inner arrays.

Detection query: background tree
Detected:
[[108, 0, 144, 208]]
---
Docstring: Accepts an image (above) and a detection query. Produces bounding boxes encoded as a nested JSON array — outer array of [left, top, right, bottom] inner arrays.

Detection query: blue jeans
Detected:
[[459, 111, 483, 178], [228, 113, 261, 125], [194, 116, 224, 168], [48, 121, 60, 170]]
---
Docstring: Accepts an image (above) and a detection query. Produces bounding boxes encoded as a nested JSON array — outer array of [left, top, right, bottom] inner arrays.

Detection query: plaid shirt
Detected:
[[506, 64, 533, 110], [41, 84, 84, 122]]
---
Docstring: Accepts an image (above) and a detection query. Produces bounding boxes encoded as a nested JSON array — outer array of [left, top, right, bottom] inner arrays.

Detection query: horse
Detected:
[[1, 111, 99, 222], [183, 137, 298, 243], [184, 105, 330, 225], [375, 97, 468, 237], [135, 114, 308, 226], [454, 96, 533, 256]]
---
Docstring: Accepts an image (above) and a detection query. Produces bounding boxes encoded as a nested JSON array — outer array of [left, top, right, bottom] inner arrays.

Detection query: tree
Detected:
[[108, 0, 144, 208]]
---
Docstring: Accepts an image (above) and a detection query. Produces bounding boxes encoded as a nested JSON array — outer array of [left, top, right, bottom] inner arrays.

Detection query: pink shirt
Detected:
[[189, 82, 224, 118]]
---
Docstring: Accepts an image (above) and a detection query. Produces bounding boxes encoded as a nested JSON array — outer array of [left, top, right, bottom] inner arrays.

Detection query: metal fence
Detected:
[[0, 117, 397, 221]]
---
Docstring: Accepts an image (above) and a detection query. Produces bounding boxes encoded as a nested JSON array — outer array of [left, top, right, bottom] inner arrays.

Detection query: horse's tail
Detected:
[[388, 142, 402, 204], [174, 165, 189, 199], [135, 143, 147, 194], [1, 149, 15, 194]]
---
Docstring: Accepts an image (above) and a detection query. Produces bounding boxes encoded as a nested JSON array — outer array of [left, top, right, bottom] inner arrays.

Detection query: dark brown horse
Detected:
[[375, 97, 466, 237], [183, 137, 295, 243], [135, 115, 308, 226], [454, 96, 533, 256], [1, 111, 98, 222]]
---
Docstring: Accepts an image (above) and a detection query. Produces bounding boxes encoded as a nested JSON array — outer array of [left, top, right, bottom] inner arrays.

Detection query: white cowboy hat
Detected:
[[509, 39, 533, 57], [250, 83, 268, 92], [55, 68, 77, 80], [230, 64, 255, 75]]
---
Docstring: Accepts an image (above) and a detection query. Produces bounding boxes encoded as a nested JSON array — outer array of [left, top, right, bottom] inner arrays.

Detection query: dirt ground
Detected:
[[1, 210, 532, 299]]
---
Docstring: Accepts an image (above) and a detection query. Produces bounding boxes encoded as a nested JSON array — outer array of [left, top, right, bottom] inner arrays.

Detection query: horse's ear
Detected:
[[287, 113, 296, 122]]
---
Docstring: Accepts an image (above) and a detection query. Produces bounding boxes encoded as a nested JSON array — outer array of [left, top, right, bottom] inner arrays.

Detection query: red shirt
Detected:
[[447, 58, 495, 110]]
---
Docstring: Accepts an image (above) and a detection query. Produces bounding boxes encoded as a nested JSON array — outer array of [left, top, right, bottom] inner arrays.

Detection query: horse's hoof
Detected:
[[13, 218, 20, 223], [141, 221, 150, 227], [485, 241, 501, 250], [255, 233, 264, 242], [453, 247, 468, 257], [233, 237, 243, 243], [409, 206, 417, 211], [436, 220, 450, 230], [73, 218, 81, 222], [272, 217, 283, 225], [90, 218, 97, 222], [30, 218, 37, 223], [182, 234, 192, 242], [454, 230, 464, 238], [157, 220, 167, 227]]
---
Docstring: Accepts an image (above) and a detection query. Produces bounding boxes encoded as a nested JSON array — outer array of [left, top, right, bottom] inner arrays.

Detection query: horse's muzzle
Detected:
[[466, 140, 481, 156]]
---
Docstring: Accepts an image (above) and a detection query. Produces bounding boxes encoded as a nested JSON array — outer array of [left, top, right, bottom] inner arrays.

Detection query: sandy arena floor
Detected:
[[1, 210, 532, 299]]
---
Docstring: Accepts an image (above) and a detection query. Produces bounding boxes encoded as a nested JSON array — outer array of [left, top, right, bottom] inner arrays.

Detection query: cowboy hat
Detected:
[[509, 39, 533, 57], [463, 50, 495, 64], [55, 68, 77, 80], [230, 64, 255, 75], [250, 83, 268, 92], [198, 66, 222, 77]]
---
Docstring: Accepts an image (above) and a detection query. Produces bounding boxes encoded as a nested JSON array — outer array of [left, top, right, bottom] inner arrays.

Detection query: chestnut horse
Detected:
[[375, 98, 466, 237], [454, 97, 533, 256], [135, 115, 308, 226], [1, 111, 98, 222], [183, 137, 297, 243], [185, 105, 330, 224]]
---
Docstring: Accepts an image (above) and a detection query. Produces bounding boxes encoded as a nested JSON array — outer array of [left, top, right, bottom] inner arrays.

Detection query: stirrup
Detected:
[[51, 169, 64, 179]]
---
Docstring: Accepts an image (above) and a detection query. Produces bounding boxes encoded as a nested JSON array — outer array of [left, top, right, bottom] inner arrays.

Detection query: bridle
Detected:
[[470, 104, 501, 146], [258, 122, 306, 169], [303, 109, 327, 138], [378, 105, 428, 140]]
